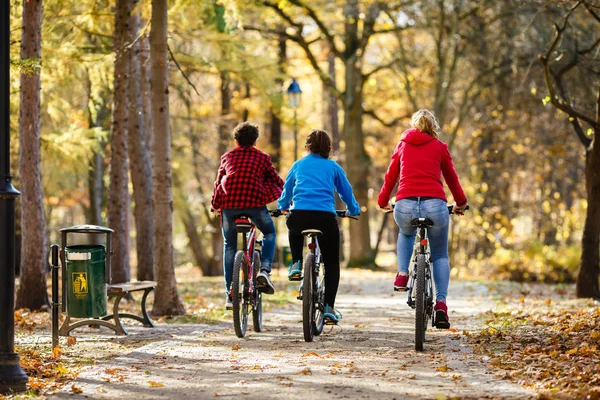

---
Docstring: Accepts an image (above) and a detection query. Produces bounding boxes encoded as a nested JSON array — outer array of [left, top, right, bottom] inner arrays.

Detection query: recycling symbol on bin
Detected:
[[72, 273, 88, 296]]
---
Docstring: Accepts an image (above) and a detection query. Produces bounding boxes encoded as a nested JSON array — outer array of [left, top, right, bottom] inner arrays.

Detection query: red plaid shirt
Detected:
[[211, 146, 284, 210]]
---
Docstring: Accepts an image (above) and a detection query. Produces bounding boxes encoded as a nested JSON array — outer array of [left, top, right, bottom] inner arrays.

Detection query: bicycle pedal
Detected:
[[297, 294, 303, 300]]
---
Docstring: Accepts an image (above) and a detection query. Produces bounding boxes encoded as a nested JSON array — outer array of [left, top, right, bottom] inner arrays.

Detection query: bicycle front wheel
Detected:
[[232, 251, 249, 338], [415, 254, 427, 351], [302, 253, 315, 342], [252, 250, 263, 332]]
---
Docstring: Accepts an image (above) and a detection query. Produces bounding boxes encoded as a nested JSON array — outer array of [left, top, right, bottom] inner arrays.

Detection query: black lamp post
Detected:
[[286, 78, 302, 161], [0, 2, 28, 394]]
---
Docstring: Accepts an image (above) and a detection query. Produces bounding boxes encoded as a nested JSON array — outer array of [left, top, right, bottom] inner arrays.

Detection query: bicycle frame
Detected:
[[237, 221, 258, 295], [307, 236, 322, 263], [406, 226, 434, 312]]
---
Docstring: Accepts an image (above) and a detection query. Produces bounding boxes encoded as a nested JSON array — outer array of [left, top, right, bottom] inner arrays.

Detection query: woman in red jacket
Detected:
[[378, 109, 467, 329]]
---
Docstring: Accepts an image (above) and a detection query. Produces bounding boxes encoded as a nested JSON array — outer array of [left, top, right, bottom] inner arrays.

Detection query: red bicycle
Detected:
[[231, 210, 279, 338]]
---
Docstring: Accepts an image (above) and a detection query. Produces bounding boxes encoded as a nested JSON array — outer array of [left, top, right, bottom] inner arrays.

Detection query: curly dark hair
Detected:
[[305, 129, 331, 158], [233, 122, 259, 146]]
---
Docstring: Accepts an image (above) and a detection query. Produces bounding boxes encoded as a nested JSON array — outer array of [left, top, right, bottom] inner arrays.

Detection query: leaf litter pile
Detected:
[[466, 283, 600, 399]]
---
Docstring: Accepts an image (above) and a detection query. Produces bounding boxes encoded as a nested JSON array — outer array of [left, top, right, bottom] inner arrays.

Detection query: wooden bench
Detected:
[[59, 280, 156, 336]]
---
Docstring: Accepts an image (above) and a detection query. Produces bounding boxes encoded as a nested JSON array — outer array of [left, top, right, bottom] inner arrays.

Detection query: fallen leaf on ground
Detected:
[[71, 384, 83, 393], [66, 337, 77, 346], [148, 381, 165, 387], [231, 343, 241, 351]]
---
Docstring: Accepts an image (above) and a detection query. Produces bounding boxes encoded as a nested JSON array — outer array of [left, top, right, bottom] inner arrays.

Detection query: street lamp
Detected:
[[0, 2, 28, 394], [286, 78, 302, 161]]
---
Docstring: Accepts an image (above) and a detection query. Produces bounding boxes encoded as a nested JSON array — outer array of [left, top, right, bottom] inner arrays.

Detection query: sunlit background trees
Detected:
[[8, 0, 600, 312]]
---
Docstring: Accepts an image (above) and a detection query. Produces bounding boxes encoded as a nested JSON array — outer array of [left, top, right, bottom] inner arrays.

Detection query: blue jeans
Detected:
[[221, 207, 276, 294], [393, 198, 450, 302]]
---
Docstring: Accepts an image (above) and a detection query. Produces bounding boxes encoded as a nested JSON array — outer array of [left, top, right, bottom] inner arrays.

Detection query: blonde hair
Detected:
[[410, 109, 440, 138]]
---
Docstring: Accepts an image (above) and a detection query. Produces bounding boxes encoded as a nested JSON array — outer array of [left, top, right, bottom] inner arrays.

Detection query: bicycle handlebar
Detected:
[[269, 209, 358, 220], [381, 204, 470, 214]]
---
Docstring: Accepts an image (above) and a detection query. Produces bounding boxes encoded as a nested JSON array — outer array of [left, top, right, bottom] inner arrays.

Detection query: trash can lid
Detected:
[[60, 224, 114, 234]]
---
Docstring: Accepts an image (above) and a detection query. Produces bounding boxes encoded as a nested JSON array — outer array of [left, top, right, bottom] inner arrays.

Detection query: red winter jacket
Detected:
[[377, 128, 467, 208]]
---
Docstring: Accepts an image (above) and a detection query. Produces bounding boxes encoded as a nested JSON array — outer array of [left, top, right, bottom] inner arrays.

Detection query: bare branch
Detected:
[[285, 0, 343, 58], [168, 44, 201, 97], [584, 1, 600, 23], [371, 25, 409, 36], [363, 55, 402, 79], [363, 108, 411, 127], [261, 2, 343, 101], [539, 1, 596, 147], [358, 2, 382, 55]]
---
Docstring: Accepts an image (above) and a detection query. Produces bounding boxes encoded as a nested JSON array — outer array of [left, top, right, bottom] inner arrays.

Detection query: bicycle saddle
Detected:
[[235, 217, 253, 233], [301, 229, 323, 237], [411, 217, 434, 228]]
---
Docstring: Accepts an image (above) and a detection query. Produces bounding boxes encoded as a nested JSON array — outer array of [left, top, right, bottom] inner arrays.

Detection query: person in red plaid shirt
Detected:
[[211, 122, 284, 309]]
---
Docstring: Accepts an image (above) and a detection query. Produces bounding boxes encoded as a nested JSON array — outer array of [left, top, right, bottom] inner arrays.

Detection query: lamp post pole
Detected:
[[293, 108, 298, 161], [286, 78, 302, 162], [0, 2, 28, 393]]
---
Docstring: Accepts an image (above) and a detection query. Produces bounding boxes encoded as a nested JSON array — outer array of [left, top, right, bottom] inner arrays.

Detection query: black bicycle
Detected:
[[385, 204, 468, 351], [299, 210, 355, 342]]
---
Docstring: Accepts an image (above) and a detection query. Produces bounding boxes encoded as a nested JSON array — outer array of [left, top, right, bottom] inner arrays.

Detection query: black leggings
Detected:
[[286, 210, 340, 308]]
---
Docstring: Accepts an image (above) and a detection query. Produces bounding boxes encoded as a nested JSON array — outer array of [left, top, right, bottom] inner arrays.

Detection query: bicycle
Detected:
[[385, 204, 469, 351], [274, 210, 356, 342], [230, 210, 280, 338]]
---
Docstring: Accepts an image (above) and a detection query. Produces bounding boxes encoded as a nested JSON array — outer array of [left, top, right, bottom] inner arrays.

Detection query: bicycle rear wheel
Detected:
[[302, 253, 315, 342], [313, 262, 325, 336], [415, 254, 427, 351], [232, 251, 249, 338], [252, 250, 263, 332]]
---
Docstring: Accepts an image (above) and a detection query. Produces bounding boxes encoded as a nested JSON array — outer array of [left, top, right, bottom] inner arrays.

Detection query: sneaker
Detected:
[[288, 261, 302, 281], [256, 269, 275, 295], [393, 273, 409, 291], [434, 301, 451, 329], [225, 294, 233, 310], [323, 304, 342, 325]]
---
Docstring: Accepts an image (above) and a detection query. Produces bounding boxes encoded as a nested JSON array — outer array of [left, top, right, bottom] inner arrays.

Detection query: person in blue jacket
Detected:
[[278, 129, 360, 325]]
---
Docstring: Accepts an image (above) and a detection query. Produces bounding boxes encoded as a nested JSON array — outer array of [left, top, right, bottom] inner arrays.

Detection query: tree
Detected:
[[107, 0, 132, 284], [128, 2, 154, 281], [539, 1, 600, 298], [269, 29, 286, 171], [150, 0, 184, 315], [16, 0, 48, 311], [256, 0, 412, 266]]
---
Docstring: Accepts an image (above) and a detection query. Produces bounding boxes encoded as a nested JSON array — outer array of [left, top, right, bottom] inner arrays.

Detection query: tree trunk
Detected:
[[85, 70, 110, 228], [343, 63, 373, 267], [324, 51, 344, 261], [326, 52, 340, 155], [150, 0, 184, 315], [87, 151, 104, 226], [219, 71, 233, 156], [140, 33, 153, 154], [16, 0, 48, 310], [576, 143, 600, 298], [242, 83, 250, 122], [269, 31, 286, 171], [107, 0, 132, 284], [128, 7, 154, 281]]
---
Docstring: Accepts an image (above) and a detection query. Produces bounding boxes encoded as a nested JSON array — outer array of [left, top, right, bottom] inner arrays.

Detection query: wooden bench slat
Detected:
[[107, 280, 156, 294]]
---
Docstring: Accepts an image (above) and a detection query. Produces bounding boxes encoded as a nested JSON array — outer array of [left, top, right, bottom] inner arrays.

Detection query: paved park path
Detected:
[[51, 273, 535, 400]]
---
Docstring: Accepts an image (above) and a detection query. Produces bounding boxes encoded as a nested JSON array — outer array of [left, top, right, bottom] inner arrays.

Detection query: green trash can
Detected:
[[65, 245, 107, 318]]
